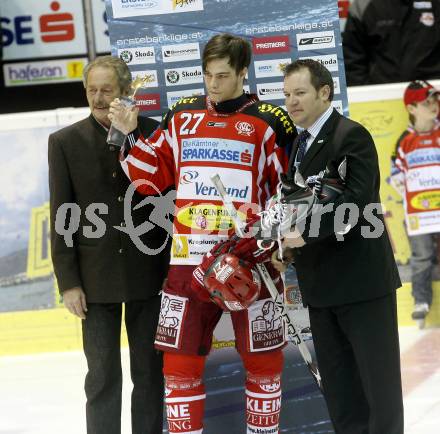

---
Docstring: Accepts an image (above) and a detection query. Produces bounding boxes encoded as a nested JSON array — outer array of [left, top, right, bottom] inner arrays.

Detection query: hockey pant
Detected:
[[163, 350, 283, 434]]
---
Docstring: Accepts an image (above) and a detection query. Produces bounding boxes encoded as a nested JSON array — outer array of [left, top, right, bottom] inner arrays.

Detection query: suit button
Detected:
[[118, 248, 124, 253], [118, 196, 123, 202], [120, 222, 126, 227], [112, 171, 117, 178], [109, 145, 115, 151]]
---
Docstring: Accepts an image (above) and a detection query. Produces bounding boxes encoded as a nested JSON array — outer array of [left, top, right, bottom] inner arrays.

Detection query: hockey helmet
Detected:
[[203, 253, 261, 311]]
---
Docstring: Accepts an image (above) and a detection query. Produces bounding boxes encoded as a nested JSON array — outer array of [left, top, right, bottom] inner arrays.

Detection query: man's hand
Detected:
[[283, 227, 306, 248], [271, 247, 295, 273], [108, 98, 139, 135], [63, 287, 87, 319], [271, 250, 287, 273], [271, 227, 303, 272]]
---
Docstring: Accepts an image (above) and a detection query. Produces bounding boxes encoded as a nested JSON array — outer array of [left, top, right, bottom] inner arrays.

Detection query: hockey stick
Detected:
[[210, 174, 322, 391]]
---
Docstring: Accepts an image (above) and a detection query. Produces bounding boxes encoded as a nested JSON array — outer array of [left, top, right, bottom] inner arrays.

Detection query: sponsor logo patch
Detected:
[[406, 166, 440, 193], [235, 121, 255, 136], [155, 293, 188, 349], [181, 138, 254, 166], [252, 35, 290, 54], [256, 82, 285, 100], [172, 0, 201, 10], [132, 69, 158, 88], [162, 42, 200, 62], [407, 148, 440, 167], [166, 69, 180, 84], [297, 31, 335, 51], [176, 204, 247, 231], [120, 0, 159, 10], [135, 93, 160, 111], [248, 299, 285, 351], [178, 167, 252, 202], [260, 381, 281, 393], [410, 191, 440, 210], [164, 66, 203, 86], [3, 58, 86, 87], [118, 46, 155, 65], [207, 121, 228, 128], [253, 58, 291, 78], [299, 54, 339, 72], [112, 0, 204, 18], [179, 170, 199, 184], [172, 235, 190, 258]]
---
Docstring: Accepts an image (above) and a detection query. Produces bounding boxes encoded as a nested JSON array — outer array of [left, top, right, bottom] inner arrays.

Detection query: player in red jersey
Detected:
[[109, 33, 296, 434], [391, 80, 440, 328]]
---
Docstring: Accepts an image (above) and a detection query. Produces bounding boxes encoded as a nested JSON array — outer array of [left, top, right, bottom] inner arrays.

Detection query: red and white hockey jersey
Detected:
[[121, 94, 296, 265], [393, 124, 440, 234]]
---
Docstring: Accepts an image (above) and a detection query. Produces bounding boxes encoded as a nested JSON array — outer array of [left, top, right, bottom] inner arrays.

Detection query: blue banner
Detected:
[[105, 0, 347, 118]]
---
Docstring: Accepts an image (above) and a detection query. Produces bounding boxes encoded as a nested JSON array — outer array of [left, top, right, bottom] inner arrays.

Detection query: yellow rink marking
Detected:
[[1, 284, 439, 356], [0, 308, 129, 356]]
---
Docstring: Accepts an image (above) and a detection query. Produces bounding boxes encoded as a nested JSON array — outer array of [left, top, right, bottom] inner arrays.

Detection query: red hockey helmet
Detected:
[[203, 253, 261, 311]]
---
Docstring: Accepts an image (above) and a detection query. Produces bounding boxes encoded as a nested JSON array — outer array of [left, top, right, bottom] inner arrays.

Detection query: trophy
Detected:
[[107, 75, 154, 147]]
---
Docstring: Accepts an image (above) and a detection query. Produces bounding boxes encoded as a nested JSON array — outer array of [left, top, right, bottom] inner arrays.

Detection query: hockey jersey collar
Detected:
[[207, 92, 258, 116]]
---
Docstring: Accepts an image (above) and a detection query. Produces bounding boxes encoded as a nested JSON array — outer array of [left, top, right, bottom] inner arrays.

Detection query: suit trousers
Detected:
[[82, 296, 164, 434], [308, 292, 404, 434]]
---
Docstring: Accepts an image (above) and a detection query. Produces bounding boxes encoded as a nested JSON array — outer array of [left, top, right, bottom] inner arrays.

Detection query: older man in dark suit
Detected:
[[48, 56, 169, 434], [272, 59, 404, 434]]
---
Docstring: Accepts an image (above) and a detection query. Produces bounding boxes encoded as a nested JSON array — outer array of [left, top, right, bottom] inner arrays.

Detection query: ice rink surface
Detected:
[[1, 327, 439, 434]]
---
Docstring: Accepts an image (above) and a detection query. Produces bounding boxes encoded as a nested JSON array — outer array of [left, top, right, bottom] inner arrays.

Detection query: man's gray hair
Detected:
[[83, 55, 132, 95]]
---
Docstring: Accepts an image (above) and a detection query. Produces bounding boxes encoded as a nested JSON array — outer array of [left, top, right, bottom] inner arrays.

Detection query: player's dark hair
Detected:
[[284, 59, 334, 101], [202, 33, 251, 75]]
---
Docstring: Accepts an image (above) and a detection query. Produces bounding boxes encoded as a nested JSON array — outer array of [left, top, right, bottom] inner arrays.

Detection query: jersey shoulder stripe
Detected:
[[245, 101, 295, 130], [170, 94, 206, 113], [243, 100, 297, 147]]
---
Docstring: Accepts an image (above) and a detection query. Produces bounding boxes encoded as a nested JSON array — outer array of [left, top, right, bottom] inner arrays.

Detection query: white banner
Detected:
[[3, 58, 87, 87], [92, 0, 111, 53], [296, 30, 336, 51], [111, 0, 204, 19], [1, 0, 87, 60], [253, 58, 291, 78], [299, 54, 339, 72], [164, 65, 203, 87], [256, 82, 285, 101]]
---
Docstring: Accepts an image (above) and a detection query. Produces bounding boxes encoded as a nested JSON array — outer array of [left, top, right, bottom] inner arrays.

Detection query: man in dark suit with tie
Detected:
[[48, 56, 169, 434], [272, 59, 404, 434]]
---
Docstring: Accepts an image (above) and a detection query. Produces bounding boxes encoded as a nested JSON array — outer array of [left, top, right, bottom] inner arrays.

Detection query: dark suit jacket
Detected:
[[48, 115, 170, 303], [288, 109, 401, 307]]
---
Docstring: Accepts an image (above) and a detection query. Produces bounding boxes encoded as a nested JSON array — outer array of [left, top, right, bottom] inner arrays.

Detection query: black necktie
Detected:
[[295, 130, 310, 165]]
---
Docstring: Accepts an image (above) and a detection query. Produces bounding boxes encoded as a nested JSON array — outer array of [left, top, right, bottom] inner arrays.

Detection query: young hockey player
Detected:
[[391, 80, 440, 328], [109, 33, 296, 433]]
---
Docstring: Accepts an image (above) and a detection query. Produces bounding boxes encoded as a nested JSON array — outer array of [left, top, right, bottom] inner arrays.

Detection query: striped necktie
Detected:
[[295, 130, 311, 165]]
